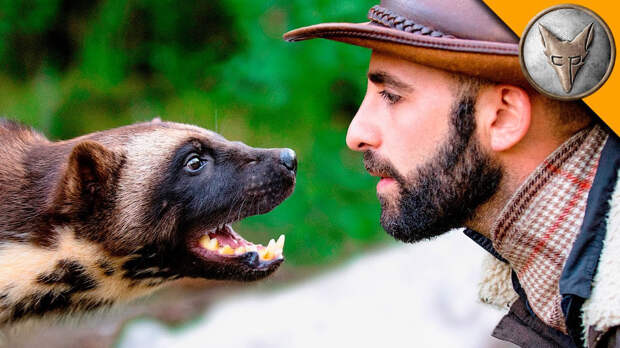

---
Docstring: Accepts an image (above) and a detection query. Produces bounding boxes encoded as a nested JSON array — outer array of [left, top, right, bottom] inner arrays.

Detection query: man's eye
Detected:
[[184, 155, 205, 173], [379, 90, 402, 104]]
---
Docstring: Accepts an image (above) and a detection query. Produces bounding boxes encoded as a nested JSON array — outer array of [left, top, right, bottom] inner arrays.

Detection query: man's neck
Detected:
[[465, 123, 594, 239], [466, 182, 512, 239]]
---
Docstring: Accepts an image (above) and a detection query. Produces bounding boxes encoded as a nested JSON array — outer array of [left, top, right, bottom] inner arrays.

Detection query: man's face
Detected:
[[347, 51, 502, 242]]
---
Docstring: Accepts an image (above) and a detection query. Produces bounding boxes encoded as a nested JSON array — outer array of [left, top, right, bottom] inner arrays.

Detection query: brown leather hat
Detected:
[[283, 0, 528, 87]]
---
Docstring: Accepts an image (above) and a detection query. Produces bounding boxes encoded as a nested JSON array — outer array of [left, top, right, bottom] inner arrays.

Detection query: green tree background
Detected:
[[0, 0, 389, 266]]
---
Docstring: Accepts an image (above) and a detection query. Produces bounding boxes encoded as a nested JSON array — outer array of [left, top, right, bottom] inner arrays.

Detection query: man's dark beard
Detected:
[[364, 96, 503, 243]]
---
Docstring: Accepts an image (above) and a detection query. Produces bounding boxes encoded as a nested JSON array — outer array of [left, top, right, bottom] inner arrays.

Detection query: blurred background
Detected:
[[0, 0, 513, 347]]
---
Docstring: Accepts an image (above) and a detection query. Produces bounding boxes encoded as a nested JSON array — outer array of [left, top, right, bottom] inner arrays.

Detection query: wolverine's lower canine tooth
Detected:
[[267, 239, 278, 255], [276, 234, 285, 250]]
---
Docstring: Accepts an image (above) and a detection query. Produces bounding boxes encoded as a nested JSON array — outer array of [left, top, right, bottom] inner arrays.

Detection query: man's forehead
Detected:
[[368, 50, 428, 71], [368, 51, 456, 89]]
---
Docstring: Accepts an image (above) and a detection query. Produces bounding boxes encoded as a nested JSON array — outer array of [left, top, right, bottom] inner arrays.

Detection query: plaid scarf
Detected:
[[491, 124, 608, 333]]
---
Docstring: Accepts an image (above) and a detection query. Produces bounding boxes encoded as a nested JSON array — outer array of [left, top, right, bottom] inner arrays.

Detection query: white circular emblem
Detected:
[[519, 4, 615, 100]]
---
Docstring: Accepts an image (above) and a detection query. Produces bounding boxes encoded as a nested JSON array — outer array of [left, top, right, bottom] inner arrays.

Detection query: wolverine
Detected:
[[0, 118, 297, 324]]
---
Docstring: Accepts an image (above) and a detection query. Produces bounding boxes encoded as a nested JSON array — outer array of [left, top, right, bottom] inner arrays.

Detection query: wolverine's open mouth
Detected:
[[189, 223, 284, 269], [185, 221, 285, 281]]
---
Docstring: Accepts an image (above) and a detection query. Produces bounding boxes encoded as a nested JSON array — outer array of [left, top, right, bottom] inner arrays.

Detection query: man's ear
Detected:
[[477, 85, 531, 152], [53, 141, 123, 217]]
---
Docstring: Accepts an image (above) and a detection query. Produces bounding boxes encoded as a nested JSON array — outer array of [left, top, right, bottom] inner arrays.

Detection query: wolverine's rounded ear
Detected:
[[53, 141, 123, 216]]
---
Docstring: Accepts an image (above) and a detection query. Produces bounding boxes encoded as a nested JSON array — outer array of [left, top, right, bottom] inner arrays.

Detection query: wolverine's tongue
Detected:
[[198, 224, 285, 261]]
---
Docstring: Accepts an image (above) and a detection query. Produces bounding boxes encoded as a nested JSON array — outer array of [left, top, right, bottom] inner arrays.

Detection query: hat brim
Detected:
[[284, 22, 528, 87]]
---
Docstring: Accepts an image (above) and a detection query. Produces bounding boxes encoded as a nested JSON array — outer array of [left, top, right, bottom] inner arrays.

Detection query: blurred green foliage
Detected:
[[0, 0, 389, 265]]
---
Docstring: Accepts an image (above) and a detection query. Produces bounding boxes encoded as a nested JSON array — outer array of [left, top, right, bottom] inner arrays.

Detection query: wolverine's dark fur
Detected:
[[0, 118, 296, 324]]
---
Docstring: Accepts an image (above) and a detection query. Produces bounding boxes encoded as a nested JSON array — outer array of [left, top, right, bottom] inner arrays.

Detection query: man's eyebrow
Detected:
[[367, 71, 413, 92]]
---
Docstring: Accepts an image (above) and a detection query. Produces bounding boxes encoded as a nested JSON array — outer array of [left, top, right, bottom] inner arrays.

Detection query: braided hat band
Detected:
[[367, 5, 455, 39]]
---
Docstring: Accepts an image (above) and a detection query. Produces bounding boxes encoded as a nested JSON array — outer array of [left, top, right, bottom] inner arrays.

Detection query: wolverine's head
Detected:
[[50, 120, 296, 283]]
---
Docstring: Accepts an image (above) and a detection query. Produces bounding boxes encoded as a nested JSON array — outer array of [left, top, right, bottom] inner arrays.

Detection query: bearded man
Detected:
[[284, 1, 620, 347]]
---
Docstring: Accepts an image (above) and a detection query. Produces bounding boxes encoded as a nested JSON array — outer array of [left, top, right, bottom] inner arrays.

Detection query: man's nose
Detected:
[[346, 103, 380, 152]]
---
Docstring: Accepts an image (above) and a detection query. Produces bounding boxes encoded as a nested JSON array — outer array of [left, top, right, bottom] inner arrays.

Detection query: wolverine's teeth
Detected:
[[198, 230, 284, 260], [259, 239, 277, 261], [267, 239, 276, 251], [259, 248, 274, 261], [199, 235, 211, 249], [207, 238, 219, 251], [219, 245, 234, 255], [268, 238, 280, 256], [276, 234, 285, 250], [252, 236, 286, 261]]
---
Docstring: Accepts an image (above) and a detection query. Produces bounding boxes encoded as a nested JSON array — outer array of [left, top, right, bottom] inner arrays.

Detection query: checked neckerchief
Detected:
[[491, 124, 608, 333]]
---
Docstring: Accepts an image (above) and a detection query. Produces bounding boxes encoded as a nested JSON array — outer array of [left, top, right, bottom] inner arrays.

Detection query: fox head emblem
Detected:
[[539, 23, 594, 93]]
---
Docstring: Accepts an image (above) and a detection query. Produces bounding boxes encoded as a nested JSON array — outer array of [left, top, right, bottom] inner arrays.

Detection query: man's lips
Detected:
[[367, 171, 397, 191], [377, 177, 396, 191]]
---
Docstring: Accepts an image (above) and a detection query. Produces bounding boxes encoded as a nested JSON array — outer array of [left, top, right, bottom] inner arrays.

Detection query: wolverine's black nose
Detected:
[[279, 148, 297, 172]]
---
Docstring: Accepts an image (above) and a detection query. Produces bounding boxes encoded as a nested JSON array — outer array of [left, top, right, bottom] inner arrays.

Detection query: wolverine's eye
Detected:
[[184, 154, 205, 174]]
